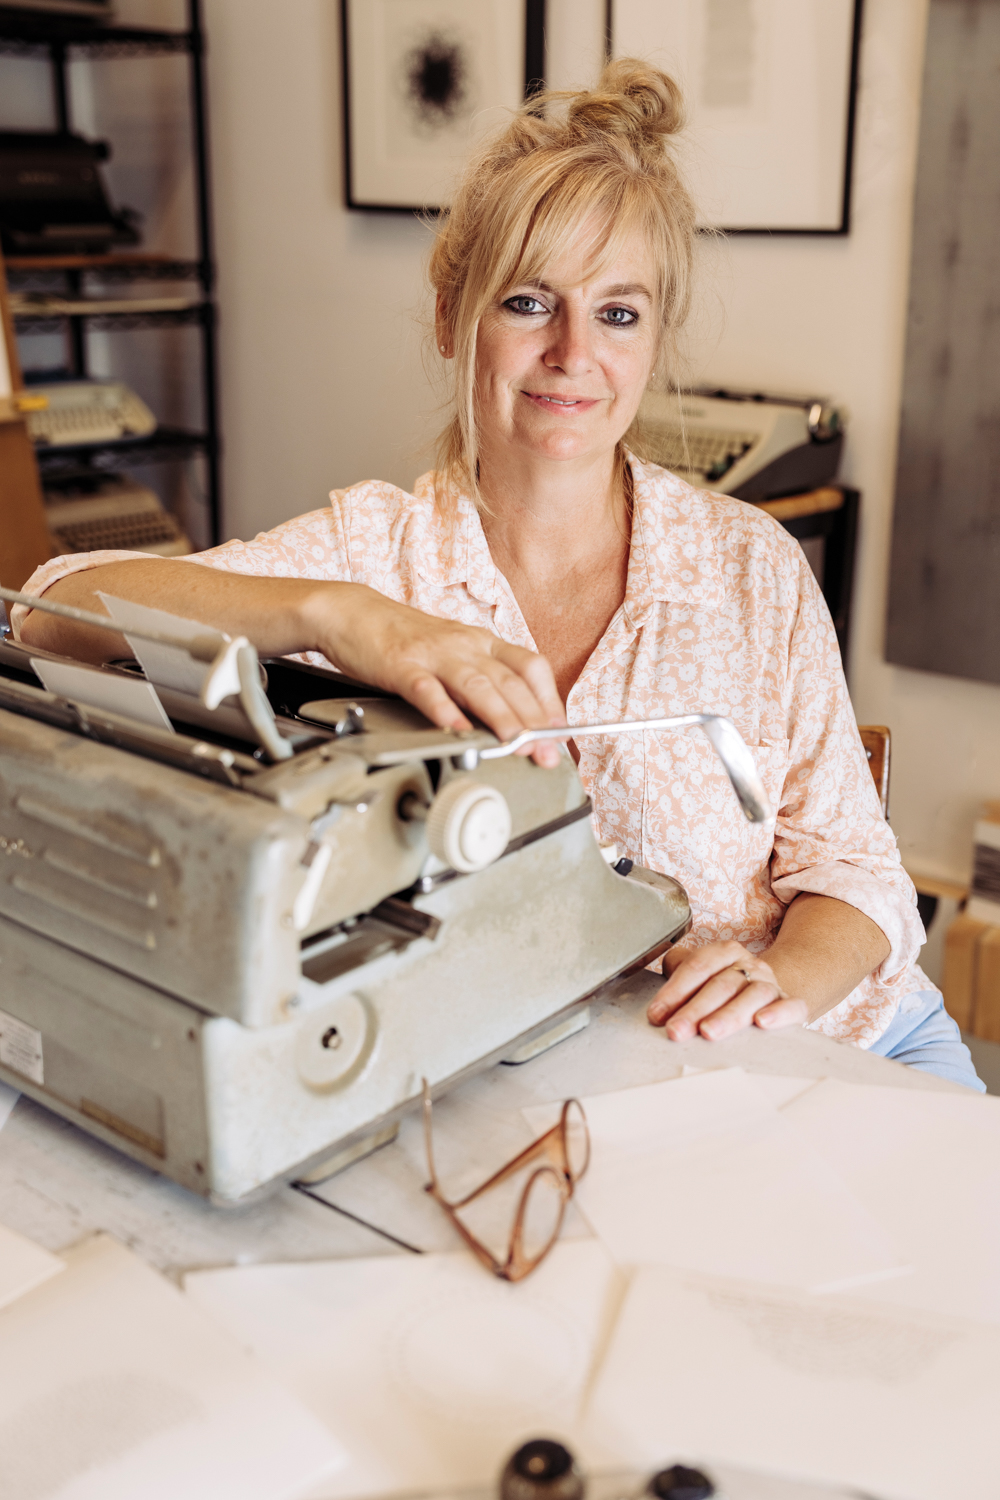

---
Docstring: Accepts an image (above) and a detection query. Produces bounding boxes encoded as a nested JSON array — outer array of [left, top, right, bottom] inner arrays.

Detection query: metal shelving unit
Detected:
[[0, 1, 221, 544]]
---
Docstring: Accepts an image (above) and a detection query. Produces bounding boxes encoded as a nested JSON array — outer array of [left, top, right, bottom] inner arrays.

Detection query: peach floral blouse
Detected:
[[15, 458, 928, 1047]]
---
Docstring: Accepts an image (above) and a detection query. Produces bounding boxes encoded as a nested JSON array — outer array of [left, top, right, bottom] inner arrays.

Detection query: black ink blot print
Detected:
[[404, 31, 468, 129]]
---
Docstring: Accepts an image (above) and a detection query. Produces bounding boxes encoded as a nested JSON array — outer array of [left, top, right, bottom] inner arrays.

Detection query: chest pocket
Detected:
[[644, 729, 789, 837], [750, 739, 791, 828]]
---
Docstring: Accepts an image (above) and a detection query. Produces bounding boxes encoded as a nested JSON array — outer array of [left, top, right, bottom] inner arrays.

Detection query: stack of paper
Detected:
[[185, 1239, 619, 1499], [560, 1067, 1000, 1498], [583, 1264, 1000, 1500], [781, 1076, 1000, 1323], [525, 1069, 908, 1292], [0, 1220, 64, 1310], [0, 1233, 345, 1500], [173, 1066, 1000, 1500]]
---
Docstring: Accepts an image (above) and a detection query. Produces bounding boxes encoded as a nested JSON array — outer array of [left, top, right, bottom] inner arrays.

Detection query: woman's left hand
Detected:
[[646, 939, 808, 1041]]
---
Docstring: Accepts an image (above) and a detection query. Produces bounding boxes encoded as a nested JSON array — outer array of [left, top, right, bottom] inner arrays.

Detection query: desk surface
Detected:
[[0, 971, 958, 1283]]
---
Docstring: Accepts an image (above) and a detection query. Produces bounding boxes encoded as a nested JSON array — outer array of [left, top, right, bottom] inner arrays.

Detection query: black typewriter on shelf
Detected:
[[0, 129, 140, 255]]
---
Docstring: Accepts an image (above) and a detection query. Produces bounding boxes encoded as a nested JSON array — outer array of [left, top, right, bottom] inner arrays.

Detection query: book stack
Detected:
[[944, 803, 1000, 1038]]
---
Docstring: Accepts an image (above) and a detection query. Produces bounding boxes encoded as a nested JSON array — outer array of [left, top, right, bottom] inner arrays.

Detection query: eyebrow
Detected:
[[517, 279, 653, 301]]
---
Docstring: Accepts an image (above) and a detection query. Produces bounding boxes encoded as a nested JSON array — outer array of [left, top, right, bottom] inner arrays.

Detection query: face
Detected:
[[465, 228, 660, 472]]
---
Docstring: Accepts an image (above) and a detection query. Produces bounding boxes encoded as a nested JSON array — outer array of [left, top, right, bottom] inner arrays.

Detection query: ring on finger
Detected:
[[729, 963, 788, 1001]]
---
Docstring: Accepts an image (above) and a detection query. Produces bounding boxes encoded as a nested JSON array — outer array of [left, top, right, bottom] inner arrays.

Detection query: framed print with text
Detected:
[[341, 0, 540, 212], [611, 0, 863, 233]]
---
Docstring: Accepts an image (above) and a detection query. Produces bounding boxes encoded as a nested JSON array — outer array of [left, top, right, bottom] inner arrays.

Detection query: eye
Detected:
[[602, 306, 638, 327], [504, 295, 547, 316]]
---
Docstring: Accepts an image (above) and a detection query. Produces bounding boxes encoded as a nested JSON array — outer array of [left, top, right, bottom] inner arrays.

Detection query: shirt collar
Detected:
[[412, 456, 726, 616], [412, 469, 501, 603]]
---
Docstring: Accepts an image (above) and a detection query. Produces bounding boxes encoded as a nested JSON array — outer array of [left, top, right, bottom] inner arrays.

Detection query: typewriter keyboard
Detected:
[[23, 381, 157, 447], [642, 422, 758, 482]]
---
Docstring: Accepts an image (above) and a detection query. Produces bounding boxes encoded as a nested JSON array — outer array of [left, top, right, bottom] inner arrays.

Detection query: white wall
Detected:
[[12, 0, 1000, 884], [676, 0, 1000, 887]]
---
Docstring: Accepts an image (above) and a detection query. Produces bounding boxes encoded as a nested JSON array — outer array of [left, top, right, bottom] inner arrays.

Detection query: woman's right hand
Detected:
[[306, 582, 567, 765], [20, 562, 567, 765]]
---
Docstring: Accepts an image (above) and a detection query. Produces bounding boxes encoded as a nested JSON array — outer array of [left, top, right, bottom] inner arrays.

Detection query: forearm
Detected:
[[765, 891, 891, 1023], [17, 558, 352, 664], [15, 557, 567, 755]]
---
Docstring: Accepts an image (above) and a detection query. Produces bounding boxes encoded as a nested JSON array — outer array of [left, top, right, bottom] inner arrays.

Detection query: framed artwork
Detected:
[[341, 0, 545, 213], [609, 0, 863, 233]]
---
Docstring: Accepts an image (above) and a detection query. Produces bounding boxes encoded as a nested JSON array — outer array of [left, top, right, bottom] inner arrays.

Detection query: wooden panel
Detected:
[[943, 912, 989, 1033], [886, 0, 1000, 683], [973, 927, 1000, 1043], [753, 487, 843, 523], [0, 413, 52, 592]]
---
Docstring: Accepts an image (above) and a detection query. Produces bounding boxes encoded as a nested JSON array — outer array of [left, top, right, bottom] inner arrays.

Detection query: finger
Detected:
[[754, 995, 809, 1029], [661, 969, 751, 1040], [493, 642, 566, 726], [470, 663, 566, 767], [395, 668, 473, 732], [648, 942, 757, 1022], [447, 666, 543, 746], [480, 661, 562, 732], [698, 981, 784, 1040]]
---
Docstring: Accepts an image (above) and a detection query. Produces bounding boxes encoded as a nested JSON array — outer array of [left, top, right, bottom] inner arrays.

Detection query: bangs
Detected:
[[512, 159, 665, 301], [428, 60, 697, 505]]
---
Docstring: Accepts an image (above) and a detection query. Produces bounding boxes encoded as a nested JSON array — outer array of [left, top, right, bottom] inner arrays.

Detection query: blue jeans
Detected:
[[868, 988, 985, 1092]]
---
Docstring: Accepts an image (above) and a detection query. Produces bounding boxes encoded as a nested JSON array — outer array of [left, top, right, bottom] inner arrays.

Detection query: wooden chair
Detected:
[[858, 724, 890, 819]]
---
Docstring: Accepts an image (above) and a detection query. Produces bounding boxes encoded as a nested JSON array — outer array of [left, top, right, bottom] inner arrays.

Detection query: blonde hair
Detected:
[[429, 58, 696, 501]]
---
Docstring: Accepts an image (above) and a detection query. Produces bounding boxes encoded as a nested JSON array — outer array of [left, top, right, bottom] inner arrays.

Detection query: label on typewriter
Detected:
[[0, 1008, 43, 1086]]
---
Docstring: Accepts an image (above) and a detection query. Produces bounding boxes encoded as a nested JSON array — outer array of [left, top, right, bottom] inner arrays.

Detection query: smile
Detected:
[[523, 392, 598, 410]]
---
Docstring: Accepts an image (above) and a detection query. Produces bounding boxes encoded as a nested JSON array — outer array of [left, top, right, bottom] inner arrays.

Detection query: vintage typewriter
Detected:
[[631, 387, 845, 502], [0, 590, 771, 1204], [0, 130, 140, 255]]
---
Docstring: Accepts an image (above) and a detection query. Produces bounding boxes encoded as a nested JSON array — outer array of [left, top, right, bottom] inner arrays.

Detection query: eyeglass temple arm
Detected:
[[421, 1078, 442, 1192], [479, 713, 774, 828]]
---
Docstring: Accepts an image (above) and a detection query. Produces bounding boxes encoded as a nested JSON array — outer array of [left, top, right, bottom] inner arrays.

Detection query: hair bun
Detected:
[[564, 59, 685, 156]]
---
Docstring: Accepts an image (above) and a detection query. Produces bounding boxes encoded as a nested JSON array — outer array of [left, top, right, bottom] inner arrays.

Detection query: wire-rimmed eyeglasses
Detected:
[[421, 1078, 590, 1282]]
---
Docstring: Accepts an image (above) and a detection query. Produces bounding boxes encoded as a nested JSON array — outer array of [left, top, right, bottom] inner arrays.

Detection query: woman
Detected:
[[15, 62, 981, 1087]]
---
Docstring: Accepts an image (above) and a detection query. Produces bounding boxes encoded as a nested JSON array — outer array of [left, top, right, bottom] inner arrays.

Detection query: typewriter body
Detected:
[[0, 638, 690, 1204], [632, 388, 844, 501], [0, 130, 139, 255]]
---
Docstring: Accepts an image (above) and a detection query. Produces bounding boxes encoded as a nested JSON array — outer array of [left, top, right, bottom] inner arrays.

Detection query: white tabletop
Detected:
[[0, 970, 958, 1282]]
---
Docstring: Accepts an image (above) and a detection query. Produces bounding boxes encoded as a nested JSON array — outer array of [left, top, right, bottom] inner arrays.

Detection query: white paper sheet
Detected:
[[31, 657, 174, 732], [782, 1078, 1000, 1323], [185, 1240, 620, 1500], [524, 1070, 907, 1293], [681, 1064, 820, 1111], [97, 592, 218, 697], [584, 1265, 1000, 1500], [0, 1082, 18, 1131], [0, 1221, 63, 1311], [0, 1234, 345, 1500]]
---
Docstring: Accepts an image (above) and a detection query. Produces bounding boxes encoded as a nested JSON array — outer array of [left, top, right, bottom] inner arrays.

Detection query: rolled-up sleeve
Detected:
[[11, 496, 354, 641], [767, 558, 924, 985]]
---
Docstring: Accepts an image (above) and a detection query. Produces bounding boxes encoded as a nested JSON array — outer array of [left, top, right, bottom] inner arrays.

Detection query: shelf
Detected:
[[5, 253, 203, 283], [1, 0, 222, 543], [0, 18, 190, 58], [34, 427, 213, 482], [15, 303, 208, 334]]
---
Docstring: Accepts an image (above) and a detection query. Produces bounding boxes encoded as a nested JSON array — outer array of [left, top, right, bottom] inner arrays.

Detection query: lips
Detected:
[[524, 391, 598, 409]]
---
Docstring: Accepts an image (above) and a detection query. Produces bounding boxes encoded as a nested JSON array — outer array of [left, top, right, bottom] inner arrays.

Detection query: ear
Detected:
[[435, 292, 453, 359]]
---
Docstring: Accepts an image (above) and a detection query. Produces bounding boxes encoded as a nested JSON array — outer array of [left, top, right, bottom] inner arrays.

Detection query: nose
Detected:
[[543, 305, 593, 378]]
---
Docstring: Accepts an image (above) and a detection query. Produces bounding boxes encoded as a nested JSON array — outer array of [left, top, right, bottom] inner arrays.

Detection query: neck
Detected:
[[476, 443, 626, 574]]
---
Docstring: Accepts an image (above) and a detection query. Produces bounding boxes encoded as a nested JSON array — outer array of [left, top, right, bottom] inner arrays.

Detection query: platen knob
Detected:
[[425, 774, 512, 873]]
